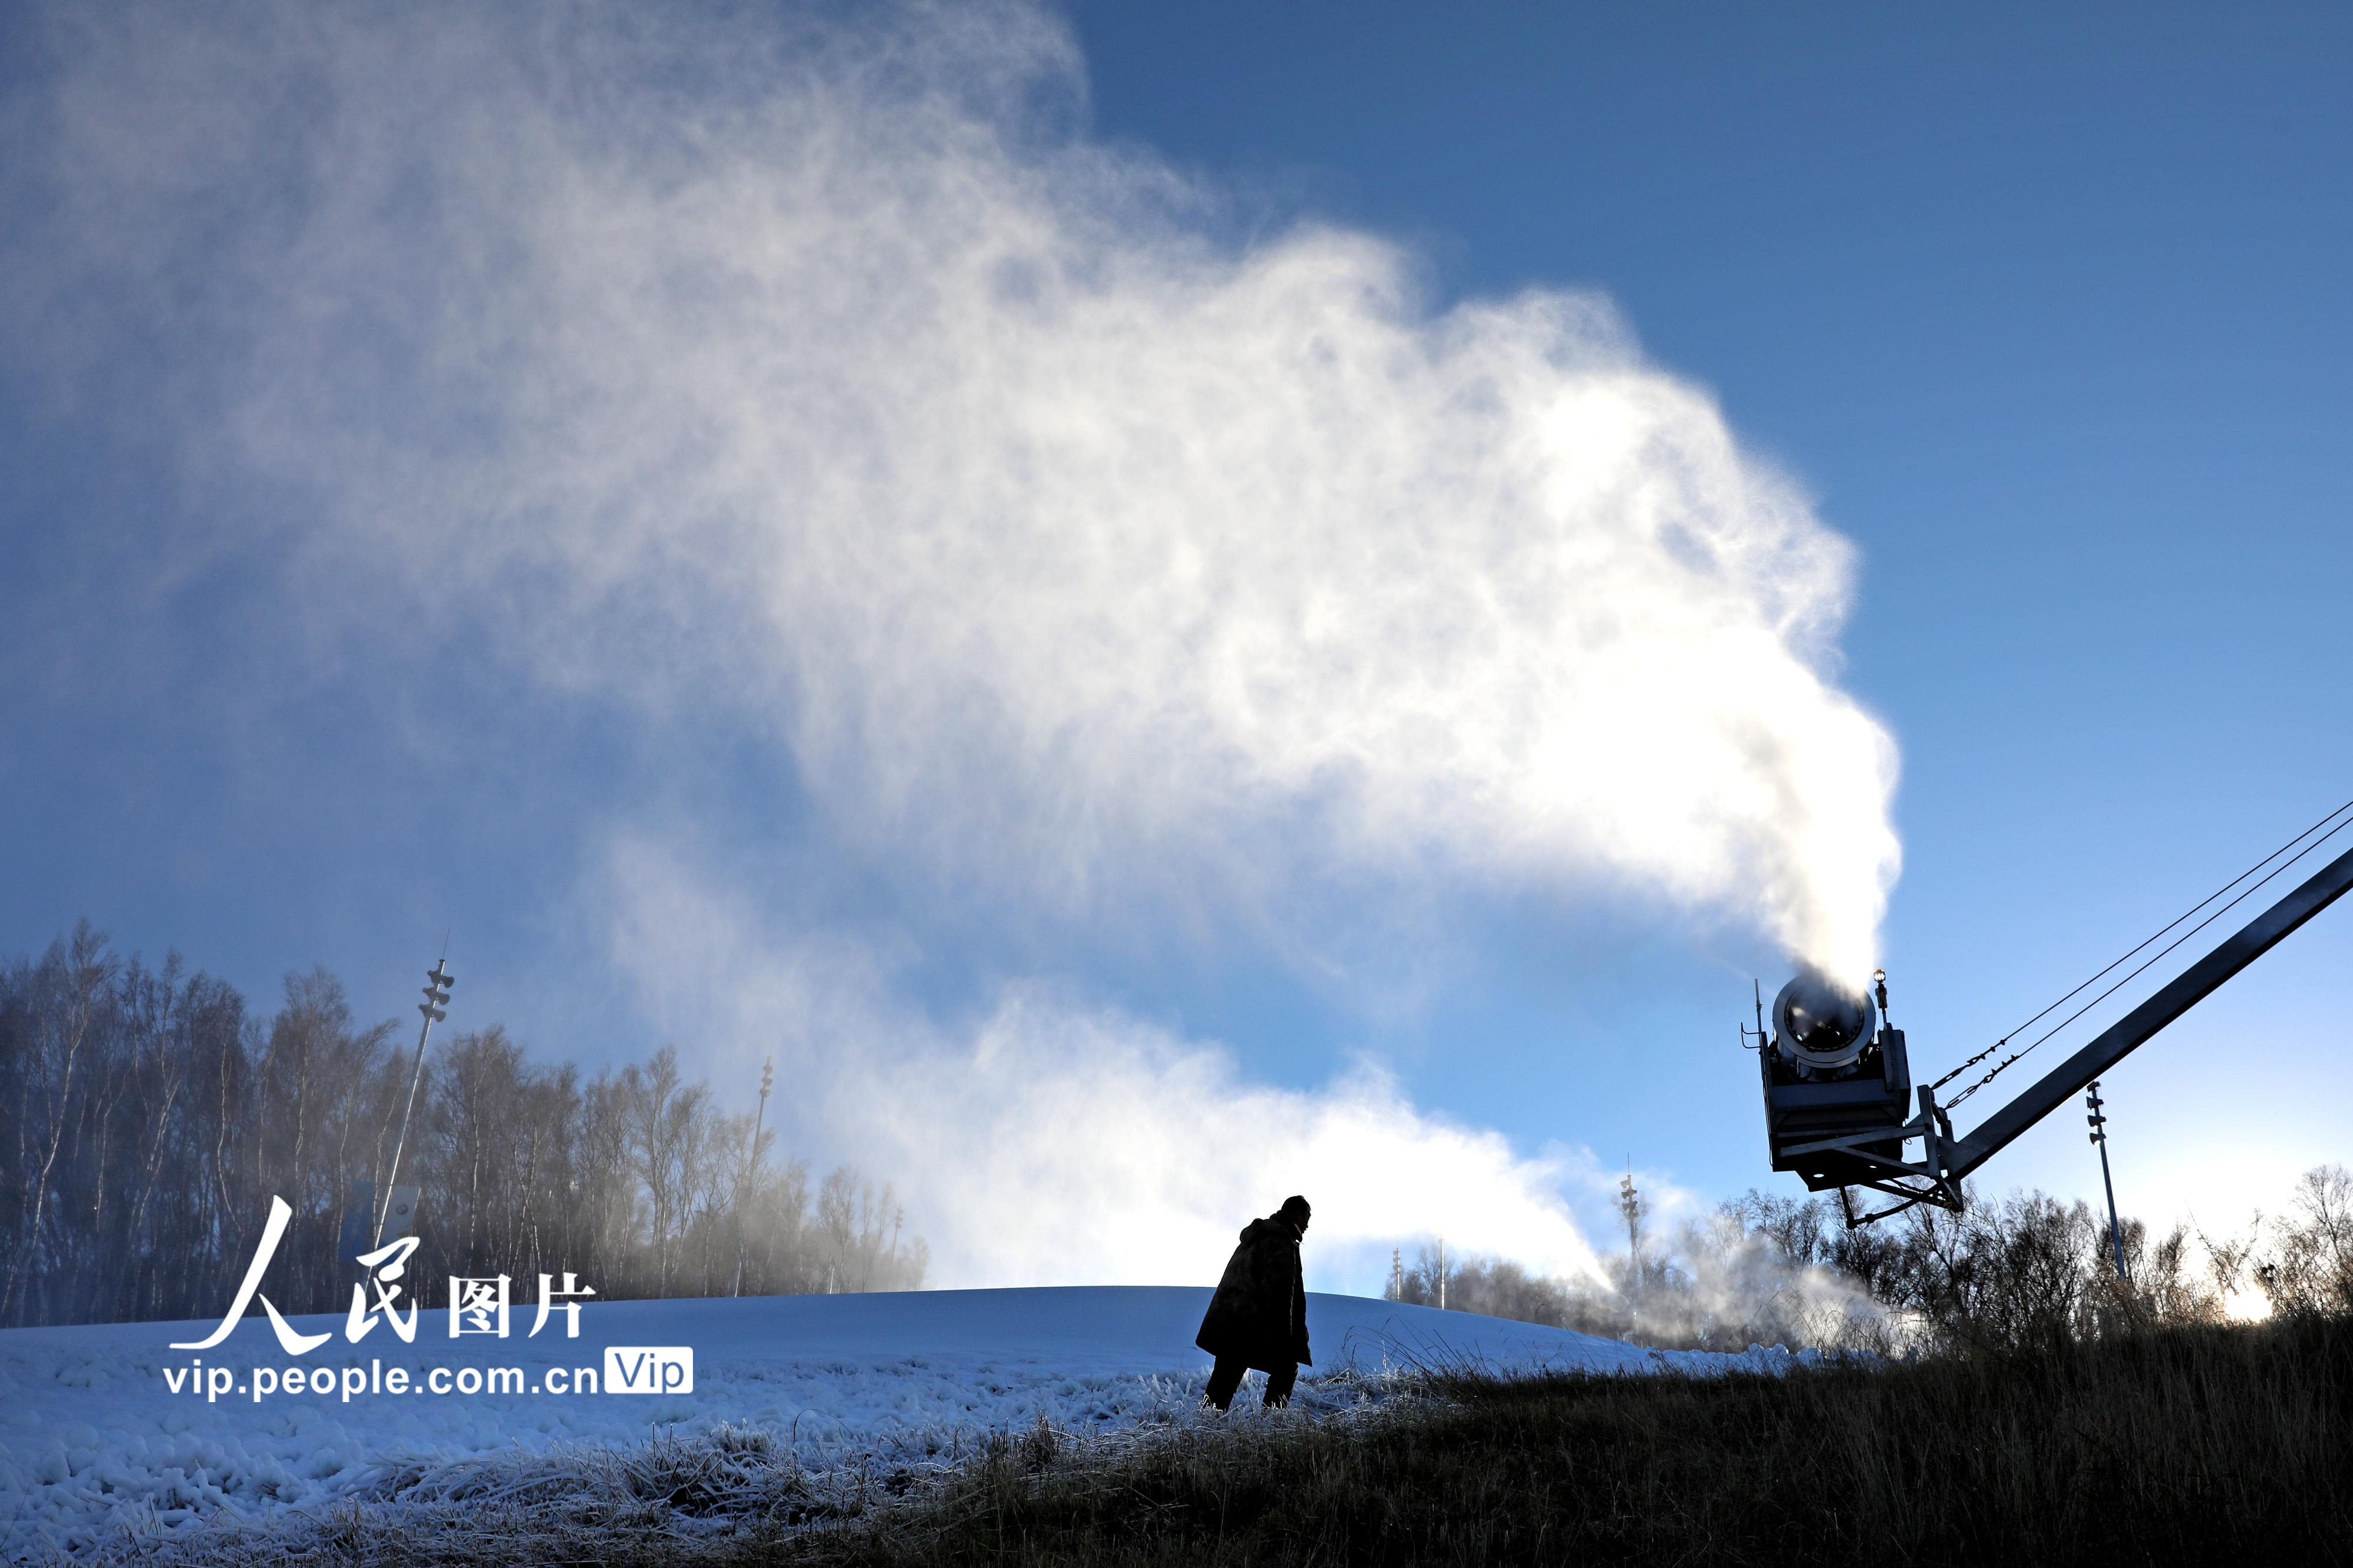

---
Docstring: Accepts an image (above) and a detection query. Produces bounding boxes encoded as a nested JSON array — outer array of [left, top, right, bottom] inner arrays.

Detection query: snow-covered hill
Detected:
[[0, 1288, 1818, 1559]]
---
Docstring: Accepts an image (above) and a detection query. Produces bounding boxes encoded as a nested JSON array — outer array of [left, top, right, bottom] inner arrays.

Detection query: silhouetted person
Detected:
[[1197, 1195, 1311, 1409]]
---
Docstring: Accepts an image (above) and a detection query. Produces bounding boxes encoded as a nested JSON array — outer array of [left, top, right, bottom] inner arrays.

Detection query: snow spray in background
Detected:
[[602, 843, 1615, 1288], [5, 3, 1900, 1292]]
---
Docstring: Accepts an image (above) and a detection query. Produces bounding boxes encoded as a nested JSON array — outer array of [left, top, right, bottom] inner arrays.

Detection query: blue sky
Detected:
[[1, 1, 2347, 1286]]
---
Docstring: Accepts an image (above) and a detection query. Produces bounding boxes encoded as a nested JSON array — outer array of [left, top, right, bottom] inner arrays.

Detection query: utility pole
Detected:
[[1437, 1235, 1447, 1310], [376, 956, 454, 1249], [731, 1055, 774, 1298], [2087, 1081, 2130, 1285]]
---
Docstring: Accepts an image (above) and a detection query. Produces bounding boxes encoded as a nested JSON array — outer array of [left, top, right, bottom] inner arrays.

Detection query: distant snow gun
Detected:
[[1751, 800, 2353, 1223]]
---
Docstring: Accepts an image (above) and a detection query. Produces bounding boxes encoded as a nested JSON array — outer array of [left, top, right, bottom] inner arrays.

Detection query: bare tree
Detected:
[[1, 925, 116, 1320], [0, 926, 926, 1329], [2257, 1165, 2353, 1316]]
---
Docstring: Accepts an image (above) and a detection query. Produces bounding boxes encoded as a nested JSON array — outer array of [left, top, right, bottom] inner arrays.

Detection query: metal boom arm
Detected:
[[1945, 840, 2353, 1180]]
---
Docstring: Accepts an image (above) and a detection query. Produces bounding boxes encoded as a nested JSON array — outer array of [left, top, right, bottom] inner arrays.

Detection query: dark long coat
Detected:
[[1195, 1215, 1311, 1372]]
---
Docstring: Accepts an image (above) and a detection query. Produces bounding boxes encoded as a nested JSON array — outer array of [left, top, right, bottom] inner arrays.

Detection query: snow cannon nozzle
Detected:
[[1769, 968, 1880, 1077]]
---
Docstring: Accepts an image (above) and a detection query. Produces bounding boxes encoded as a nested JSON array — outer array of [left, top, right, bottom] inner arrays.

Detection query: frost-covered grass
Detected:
[[94, 1370, 1414, 1565], [73, 1316, 2352, 1566], [2, 1287, 1806, 1562]]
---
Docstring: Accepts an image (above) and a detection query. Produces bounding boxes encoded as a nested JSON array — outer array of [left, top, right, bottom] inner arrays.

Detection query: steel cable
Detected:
[[1939, 797, 2353, 1110]]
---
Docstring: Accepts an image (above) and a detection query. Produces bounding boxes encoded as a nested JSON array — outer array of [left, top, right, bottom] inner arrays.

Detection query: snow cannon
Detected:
[[1757, 967, 1913, 1192], [1742, 814, 2353, 1225]]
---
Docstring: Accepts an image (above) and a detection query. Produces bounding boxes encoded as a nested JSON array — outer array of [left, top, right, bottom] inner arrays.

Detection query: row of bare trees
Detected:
[[0, 923, 926, 1329], [1387, 1169, 2353, 1354], [1719, 1172, 2353, 1350]]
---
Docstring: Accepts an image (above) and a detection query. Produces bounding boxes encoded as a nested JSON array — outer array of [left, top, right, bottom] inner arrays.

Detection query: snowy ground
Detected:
[[0, 1288, 1818, 1560]]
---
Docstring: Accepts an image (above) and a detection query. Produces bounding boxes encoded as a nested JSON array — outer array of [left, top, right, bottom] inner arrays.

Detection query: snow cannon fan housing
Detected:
[[1760, 969, 1913, 1192]]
